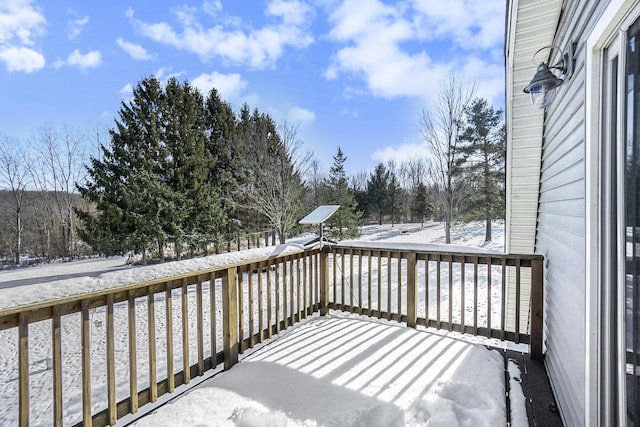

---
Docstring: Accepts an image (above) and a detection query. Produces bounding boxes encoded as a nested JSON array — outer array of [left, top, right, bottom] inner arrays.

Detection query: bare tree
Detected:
[[244, 119, 310, 244], [89, 119, 110, 162], [307, 158, 324, 208], [400, 157, 429, 189], [421, 74, 474, 243], [399, 157, 429, 222], [0, 135, 30, 264], [32, 124, 85, 259]]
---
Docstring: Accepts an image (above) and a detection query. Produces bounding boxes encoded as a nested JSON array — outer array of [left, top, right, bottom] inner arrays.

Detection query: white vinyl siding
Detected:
[[535, 1, 610, 425], [505, 0, 564, 340], [507, 0, 617, 425], [505, 0, 562, 258]]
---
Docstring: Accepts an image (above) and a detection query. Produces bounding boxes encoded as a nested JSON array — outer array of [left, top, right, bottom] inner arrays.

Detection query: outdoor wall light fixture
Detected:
[[523, 44, 575, 109]]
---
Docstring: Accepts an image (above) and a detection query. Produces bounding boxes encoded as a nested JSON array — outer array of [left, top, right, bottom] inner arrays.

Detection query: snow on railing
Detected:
[[0, 245, 543, 427]]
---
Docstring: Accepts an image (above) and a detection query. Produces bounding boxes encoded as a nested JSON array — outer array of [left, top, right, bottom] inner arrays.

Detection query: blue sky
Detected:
[[0, 0, 506, 175]]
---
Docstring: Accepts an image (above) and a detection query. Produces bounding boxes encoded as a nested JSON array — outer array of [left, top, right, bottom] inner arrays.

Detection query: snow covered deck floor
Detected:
[[132, 313, 527, 426]]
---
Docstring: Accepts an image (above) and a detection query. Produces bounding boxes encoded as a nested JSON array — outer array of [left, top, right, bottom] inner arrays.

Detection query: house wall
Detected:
[[536, 0, 609, 425], [504, 0, 564, 347]]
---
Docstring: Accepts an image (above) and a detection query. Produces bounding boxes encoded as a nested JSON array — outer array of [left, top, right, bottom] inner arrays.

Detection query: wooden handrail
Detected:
[[328, 244, 544, 359], [0, 244, 544, 426]]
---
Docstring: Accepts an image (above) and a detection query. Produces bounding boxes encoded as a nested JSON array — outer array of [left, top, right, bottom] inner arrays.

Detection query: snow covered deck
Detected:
[[0, 223, 547, 426], [133, 313, 516, 426]]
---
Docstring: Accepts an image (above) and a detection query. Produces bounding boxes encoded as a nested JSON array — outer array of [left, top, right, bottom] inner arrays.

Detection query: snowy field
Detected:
[[0, 221, 528, 426]]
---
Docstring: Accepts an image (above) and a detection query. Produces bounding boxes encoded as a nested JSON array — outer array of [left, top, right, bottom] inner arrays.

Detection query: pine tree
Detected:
[[366, 163, 389, 225], [411, 182, 433, 226], [350, 171, 368, 222], [164, 78, 224, 257], [204, 88, 240, 243], [77, 76, 228, 261], [387, 171, 402, 226], [77, 76, 167, 263], [323, 147, 362, 239], [459, 98, 505, 242]]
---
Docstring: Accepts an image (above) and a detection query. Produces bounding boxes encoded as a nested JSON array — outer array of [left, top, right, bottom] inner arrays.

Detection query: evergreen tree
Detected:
[[387, 170, 402, 226], [232, 104, 256, 235], [204, 89, 241, 241], [323, 147, 362, 239], [411, 182, 433, 226], [350, 171, 369, 221], [459, 98, 505, 242], [77, 76, 228, 262], [77, 76, 167, 263], [164, 78, 224, 257], [366, 163, 389, 225]]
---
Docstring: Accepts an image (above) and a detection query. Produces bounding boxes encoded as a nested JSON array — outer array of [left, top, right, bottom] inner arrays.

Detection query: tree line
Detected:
[[351, 76, 505, 243], [0, 74, 504, 265], [0, 125, 90, 265]]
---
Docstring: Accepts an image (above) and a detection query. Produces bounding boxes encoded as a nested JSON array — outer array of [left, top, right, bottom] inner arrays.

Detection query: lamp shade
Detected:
[[523, 63, 564, 93], [523, 63, 564, 108]]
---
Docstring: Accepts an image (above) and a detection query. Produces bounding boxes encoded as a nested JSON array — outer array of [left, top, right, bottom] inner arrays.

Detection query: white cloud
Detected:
[[68, 49, 101, 69], [191, 71, 247, 101], [118, 83, 133, 95], [67, 13, 89, 39], [324, 0, 449, 100], [372, 142, 429, 166], [153, 66, 185, 83], [0, 46, 44, 72], [287, 106, 315, 125], [267, 0, 313, 26], [411, 0, 504, 50], [458, 56, 505, 107], [55, 49, 102, 70], [203, 1, 223, 16], [117, 83, 134, 104], [341, 108, 359, 118], [0, 0, 46, 45], [0, 0, 46, 72], [324, 0, 504, 104], [116, 38, 154, 60], [127, 2, 314, 69]]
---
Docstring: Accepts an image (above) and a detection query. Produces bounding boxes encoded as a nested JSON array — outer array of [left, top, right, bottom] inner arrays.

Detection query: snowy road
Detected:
[[0, 256, 131, 289]]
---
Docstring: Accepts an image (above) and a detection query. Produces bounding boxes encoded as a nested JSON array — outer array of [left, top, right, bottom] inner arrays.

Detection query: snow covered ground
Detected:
[[0, 220, 528, 426]]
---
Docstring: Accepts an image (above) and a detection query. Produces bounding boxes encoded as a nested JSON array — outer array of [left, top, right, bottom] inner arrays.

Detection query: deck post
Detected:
[[320, 247, 330, 316], [18, 312, 29, 427], [407, 253, 418, 328], [530, 257, 544, 360], [222, 266, 239, 369]]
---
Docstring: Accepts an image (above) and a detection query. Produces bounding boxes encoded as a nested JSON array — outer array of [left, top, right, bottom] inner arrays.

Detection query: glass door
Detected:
[[625, 17, 640, 426]]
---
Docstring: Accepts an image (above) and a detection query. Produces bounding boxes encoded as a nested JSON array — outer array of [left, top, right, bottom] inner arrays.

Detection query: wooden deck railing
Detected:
[[0, 244, 543, 427], [324, 244, 544, 355]]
